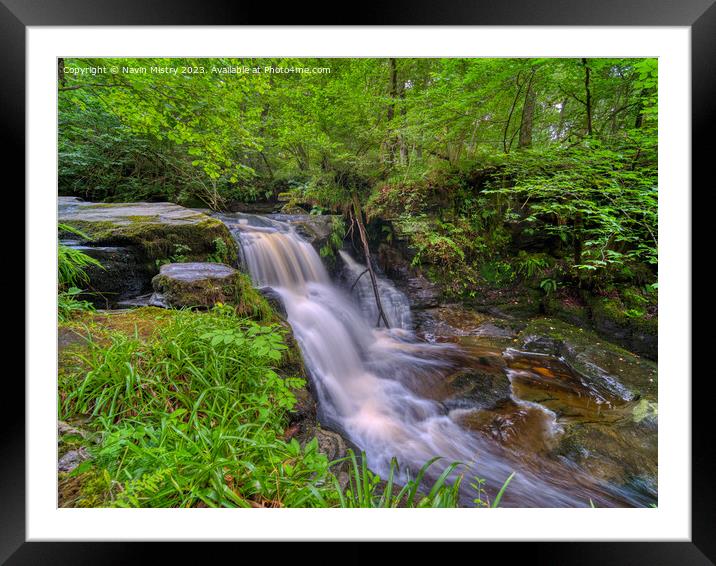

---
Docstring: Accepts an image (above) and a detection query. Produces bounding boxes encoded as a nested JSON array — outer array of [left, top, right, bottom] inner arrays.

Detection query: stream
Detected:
[[218, 212, 657, 508]]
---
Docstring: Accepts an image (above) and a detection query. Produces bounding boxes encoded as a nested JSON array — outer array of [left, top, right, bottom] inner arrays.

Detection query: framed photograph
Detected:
[[8, 0, 710, 562]]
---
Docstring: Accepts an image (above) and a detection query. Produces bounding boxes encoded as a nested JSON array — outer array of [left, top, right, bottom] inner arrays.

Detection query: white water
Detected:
[[225, 213, 632, 507], [338, 250, 413, 330]]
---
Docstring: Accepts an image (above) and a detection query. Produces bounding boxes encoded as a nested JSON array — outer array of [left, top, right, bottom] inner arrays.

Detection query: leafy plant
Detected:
[[58, 224, 103, 320], [206, 238, 230, 264], [515, 251, 550, 279], [539, 277, 559, 296], [155, 243, 193, 268]]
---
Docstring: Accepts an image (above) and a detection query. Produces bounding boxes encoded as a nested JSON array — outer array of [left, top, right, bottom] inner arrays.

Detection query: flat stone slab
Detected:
[[59, 197, 213, 227], [157, 262, 237, 282], [518, 317, 657, 402], [58, 197, 238, 268]]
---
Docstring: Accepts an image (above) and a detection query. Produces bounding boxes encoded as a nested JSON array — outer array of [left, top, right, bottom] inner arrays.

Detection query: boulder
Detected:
[[59, 197, 238, 265], [151, 262, 240, 309], [59, 198, 238, 304], [58, 448, 90, 473], [60, 240, 153, 305]]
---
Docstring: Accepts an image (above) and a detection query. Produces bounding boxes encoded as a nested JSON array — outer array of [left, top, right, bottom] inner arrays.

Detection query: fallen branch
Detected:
[[350, 268, 369, 292], [351, 192, 391, 328]]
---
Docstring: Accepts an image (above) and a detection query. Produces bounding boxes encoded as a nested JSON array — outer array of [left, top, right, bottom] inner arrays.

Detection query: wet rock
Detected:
[[554, 421, 657, 498], [115, 292, 171, 309], [313, 428, 351, 490], [258, 287, 287, 318], [414, 305, 519, 342], [518, 318, 657, 402], [374, 242, 442, 309], [454, 398, 561, 454], [151, 262, 240, 309], [402, 274, 442, 309], [444, 368, 512, 411], [474, 322, 519, 338], [267, 213, 339, 249], [60, 240, 153, 306]]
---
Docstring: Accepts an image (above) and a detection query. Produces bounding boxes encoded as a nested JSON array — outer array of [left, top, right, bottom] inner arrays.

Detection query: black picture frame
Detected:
[[6, 1, 711, 562]]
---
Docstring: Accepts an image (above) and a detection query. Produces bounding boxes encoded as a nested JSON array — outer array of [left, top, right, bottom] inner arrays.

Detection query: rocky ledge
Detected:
[[59, 197, 238, 304]]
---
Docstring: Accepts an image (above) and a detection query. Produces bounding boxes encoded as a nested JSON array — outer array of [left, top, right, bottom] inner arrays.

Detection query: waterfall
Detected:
[[338, 250, 412, 330], [220, 212, 638, 507]]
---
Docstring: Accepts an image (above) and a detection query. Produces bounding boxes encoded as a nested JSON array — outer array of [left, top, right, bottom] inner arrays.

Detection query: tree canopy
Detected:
[[59, 57, 657, 289]]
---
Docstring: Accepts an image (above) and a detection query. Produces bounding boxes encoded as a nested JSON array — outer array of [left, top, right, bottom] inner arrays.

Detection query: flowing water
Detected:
[[219, 212, 656, 508], [338, 250, 413, 330]]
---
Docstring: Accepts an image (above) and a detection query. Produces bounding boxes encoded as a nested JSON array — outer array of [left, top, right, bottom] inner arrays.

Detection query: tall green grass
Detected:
[[62, 305, 332, 507], [60, 305, 513, 508], [332, 450, 514, 508]]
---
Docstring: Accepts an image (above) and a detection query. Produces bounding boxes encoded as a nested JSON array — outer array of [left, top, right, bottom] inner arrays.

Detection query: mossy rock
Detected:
[[152, 263, 241, 309], [58, 197, 238, 264], [589, 296, 657, 360], [149, 262, 277, 321], [519, 317, 658, 402], [279, 203, 309, 215]]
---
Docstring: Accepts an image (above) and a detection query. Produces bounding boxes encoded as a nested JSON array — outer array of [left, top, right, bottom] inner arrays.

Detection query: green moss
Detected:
[[126, 215, 160, 223], [232, 272, 277, 322], [59, 467, 113, 508], [153, 272, 237, 309], [591, 296, 657, 335], [61, 216, 238, 264], [544, 296, 591, 327]]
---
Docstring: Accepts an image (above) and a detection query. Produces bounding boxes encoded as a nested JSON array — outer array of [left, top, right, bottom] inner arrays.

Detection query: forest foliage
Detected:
[[59, 57, 658, 294]]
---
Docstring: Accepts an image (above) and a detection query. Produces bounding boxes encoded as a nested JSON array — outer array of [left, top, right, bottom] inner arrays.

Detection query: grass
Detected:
[[332, 451, 515, 508], [59, 304, 514, 508], [60, 305, 324, 508]]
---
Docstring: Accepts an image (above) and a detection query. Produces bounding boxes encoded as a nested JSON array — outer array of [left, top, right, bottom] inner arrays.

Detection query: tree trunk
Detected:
[[385, 58, 401, 165], [387, 58, 398, 122], [351, 192, 391, 328], [573, 211, 583, 266], [58, 57, 65, 87], [634, 88, 647, 128], [503, 71, 524, 153], [519, 70, 537, 148], [582, 58, 593, 137]]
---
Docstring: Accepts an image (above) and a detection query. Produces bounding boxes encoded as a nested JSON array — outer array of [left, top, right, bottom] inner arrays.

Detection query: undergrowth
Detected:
[[59, 305, 513, 508]]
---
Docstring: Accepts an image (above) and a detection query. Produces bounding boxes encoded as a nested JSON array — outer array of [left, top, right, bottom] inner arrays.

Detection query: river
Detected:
[[217, 211, 657, 508]]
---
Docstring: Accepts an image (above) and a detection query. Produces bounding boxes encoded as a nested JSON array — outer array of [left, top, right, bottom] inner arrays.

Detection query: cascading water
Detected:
[[220, 212, 651, 507], [338, 250, 412, 330]]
